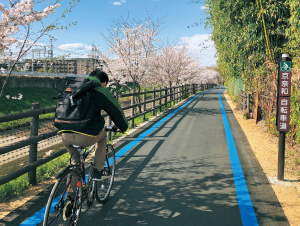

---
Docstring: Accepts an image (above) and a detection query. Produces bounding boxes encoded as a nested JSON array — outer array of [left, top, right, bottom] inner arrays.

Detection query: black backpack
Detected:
[[54, 77, 100, 131]]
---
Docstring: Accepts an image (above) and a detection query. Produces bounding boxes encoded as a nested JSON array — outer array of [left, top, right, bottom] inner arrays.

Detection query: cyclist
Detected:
[[59, 69, 128, 196]]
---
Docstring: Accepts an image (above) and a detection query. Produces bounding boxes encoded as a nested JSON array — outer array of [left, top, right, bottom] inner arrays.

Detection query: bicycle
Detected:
[[43, 125, 119, 226]]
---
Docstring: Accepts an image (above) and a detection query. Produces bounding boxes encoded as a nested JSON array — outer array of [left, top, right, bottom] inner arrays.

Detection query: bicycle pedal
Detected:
[[101, 175, 111, 180], [93, 175, 110, 181]]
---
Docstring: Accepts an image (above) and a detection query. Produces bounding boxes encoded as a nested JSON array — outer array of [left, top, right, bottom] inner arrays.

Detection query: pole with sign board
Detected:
[[276, 53, 292, 181]]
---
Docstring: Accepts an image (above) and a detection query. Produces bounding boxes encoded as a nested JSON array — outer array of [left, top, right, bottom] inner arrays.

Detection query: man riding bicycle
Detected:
[[59, 69, 128, 195]]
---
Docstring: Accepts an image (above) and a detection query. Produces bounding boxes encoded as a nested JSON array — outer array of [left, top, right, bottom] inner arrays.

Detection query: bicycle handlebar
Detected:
[[105, 125, 122, 133]]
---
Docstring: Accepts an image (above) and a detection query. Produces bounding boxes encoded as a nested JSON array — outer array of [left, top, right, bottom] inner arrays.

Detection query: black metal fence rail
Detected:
[[0, 83, 216, 186]]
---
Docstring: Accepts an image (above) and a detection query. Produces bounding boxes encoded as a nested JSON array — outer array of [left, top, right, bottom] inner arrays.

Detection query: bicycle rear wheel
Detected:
[[95, 144, 115, 203], [43, 168, 82, 226]]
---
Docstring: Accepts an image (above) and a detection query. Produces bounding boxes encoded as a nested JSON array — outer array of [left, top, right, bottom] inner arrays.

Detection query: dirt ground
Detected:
[[1, 92, 300, 225]]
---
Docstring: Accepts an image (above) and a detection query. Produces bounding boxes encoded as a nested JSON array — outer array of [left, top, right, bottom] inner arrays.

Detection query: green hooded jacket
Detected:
[[61, 76, 128, 136]]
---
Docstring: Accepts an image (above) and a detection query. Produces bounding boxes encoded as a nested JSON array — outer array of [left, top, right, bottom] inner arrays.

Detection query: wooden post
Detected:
[[159, 87, 162, 112], [291, 122, 295, 146], [143, 89, 146, 121], [152, 88, 155, 116], [181, 86, 183, 100], [242, 92, 245, 113], [173, 87, 175, 105], [255, 78, 260, 124], [113, 92, 118, 137], [247, 93, 250, 115], [187, 84, 189, 97], [186, 84, 188, 97], [131, 89, 135, 128], [165, 87, 167, 108], [29, 102, 39, 186]]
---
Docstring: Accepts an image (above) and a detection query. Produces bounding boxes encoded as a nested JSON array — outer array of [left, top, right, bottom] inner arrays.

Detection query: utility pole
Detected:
[[50, 38, 53, 59], [32, 50, 34, 72], [43, 46, 46, 73], [49, 38, 53, 73]]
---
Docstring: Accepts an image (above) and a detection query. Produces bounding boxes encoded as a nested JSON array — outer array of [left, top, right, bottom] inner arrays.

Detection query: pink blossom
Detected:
[[0, 0, 61, 61]]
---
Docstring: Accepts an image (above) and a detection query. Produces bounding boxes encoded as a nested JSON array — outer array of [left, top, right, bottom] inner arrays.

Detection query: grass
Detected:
[[0, 85, 155, 131], [0, 152, 70, 203], [294, 158, 300, 166], [286, 150, 294, 157], [0, 87, 58, 131], [0, 89, 197, 203], [0, 87, 58, 114]]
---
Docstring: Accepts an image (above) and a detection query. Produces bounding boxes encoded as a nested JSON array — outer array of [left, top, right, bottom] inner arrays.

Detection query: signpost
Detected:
[[276, 54, 292, 181]]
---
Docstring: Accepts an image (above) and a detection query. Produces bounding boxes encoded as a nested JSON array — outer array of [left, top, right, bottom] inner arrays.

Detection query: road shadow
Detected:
[[1, 89, 288, 226], [81, 145, 244, 226], [80, 145, 288, 226]]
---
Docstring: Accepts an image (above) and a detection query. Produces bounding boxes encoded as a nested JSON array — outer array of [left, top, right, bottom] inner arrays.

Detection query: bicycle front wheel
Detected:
[[95, 144, 115, 203], [43, 168, 82, 226]]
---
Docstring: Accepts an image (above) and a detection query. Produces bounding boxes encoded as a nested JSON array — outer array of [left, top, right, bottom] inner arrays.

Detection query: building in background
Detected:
[[21, 58, 104, 75], [1, 40, 104, 75]]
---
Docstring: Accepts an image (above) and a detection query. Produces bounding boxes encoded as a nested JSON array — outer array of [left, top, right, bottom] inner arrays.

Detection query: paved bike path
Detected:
[[1, 88, 289, 226]]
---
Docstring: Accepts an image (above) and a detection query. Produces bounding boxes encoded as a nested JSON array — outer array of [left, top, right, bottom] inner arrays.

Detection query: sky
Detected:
[[8, 0, 217, 67]]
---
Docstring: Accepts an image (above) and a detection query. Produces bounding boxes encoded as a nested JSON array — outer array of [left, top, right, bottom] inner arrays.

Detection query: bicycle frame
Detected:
[[54, 144, 96, 213], [44, 127, 117, 225]]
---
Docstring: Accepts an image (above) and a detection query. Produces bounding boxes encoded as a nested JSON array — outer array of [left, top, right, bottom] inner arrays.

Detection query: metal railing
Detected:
[[0, 83, 216, 186]]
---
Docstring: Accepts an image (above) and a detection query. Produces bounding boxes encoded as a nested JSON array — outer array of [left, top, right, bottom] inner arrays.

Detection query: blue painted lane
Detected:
[[219, 88, 258, 226]]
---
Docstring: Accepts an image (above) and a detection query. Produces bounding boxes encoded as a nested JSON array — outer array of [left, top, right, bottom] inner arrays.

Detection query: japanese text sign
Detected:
[[277, 97, 290, 132], [278, 71, 292, 96], [277, 60, 291, 132]]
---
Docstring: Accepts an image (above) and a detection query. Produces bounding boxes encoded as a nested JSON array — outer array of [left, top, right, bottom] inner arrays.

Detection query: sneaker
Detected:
[[103, 167, 111, 175], [93, 168, 103, 181]]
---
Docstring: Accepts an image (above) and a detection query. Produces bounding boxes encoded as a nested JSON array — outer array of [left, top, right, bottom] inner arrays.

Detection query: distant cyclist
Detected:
[[59, 69, 128, 196]]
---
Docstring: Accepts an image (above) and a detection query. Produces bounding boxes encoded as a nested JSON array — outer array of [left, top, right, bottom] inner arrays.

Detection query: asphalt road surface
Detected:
[[0, 88, 289, 226]]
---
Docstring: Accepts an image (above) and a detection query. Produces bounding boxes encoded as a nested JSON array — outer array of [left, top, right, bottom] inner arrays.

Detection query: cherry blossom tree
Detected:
[[152, 42, 199, 87], [178, 58, 203, 85], [190, 68, 220, 84], [94, 13, 164, 114], [95, 13, 164, 92], [0, 0, 79, 99]]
